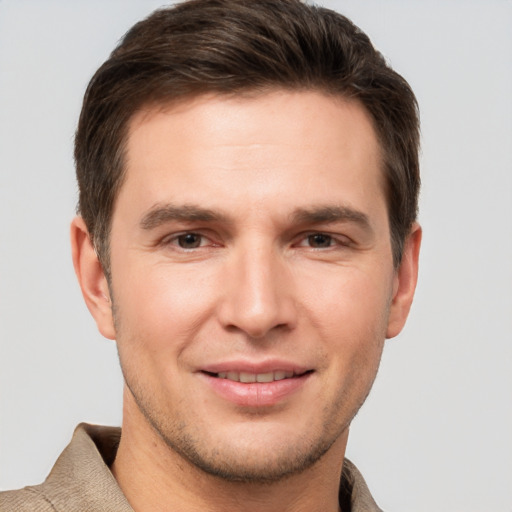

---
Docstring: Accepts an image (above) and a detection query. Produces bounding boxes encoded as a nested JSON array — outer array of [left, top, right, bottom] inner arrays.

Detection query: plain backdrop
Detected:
[[1, 1, 511, 511]]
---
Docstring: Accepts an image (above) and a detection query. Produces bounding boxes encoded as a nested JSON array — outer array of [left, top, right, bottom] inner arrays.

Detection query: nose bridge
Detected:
[[220, 235, 295, 338]]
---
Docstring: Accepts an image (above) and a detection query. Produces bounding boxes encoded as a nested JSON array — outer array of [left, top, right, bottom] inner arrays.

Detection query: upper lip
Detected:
[[199, 359, 312, 376]]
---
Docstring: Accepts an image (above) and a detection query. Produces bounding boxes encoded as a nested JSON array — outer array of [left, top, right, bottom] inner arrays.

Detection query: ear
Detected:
[[70, 216, 116, 340], [386, 223, 422, 339]]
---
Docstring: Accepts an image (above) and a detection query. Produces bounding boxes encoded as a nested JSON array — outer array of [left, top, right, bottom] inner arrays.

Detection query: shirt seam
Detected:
[[25, 486, 59, 512]]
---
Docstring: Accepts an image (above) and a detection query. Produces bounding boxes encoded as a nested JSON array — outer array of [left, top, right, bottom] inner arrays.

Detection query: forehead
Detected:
[[119, 90, 385, 220], [129, 90, 380, 150]]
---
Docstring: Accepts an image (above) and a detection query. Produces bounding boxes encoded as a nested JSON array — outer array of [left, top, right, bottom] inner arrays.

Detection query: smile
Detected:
[[213, 370, 297, 383], [201, 368, 313, 407]]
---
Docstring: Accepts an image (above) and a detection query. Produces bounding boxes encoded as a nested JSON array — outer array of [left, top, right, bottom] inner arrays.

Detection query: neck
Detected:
[[112, 389, 348, 512]]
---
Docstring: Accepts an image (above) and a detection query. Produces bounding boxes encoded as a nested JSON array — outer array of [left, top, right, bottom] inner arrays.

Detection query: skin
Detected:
[[71, 90, 421, 512]]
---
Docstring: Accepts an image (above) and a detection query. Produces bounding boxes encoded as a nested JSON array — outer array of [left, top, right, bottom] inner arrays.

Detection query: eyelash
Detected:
[[162, 232, 215, 250], [296, 232, 352, 249], [161, 231, 352, 251]]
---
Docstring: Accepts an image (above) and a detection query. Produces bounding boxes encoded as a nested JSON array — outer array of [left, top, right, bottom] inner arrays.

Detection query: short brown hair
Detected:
[[75, 0, 420, 276]]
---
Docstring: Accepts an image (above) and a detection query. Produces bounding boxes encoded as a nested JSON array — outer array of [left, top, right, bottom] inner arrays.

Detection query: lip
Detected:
[[201, 359, 310, 375], [198, 360, 313, 407]]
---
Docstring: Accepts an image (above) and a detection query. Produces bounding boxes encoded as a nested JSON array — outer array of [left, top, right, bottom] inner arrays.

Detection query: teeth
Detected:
[[227, 371, 238, 381], [215, 370, 298, 382], [256, 372, 274, 383], [239, 372, 257, 383], [275, 370, 294, 380]]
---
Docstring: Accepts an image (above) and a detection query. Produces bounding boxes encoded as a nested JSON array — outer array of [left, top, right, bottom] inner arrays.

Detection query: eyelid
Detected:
[[294, 231, 353, 248], [157, 228, 353, 249], [161, 230, 218, 249]]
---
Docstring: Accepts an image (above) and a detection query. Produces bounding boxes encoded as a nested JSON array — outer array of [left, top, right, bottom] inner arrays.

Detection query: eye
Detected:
[[306, 233, 334, 248], [164, 232, 207, 249], [294, 232, 351, 250]]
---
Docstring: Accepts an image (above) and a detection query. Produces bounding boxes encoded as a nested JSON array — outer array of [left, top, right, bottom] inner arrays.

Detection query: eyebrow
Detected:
[[140, 204, 229, 230], [140, 203, 372, 233], [291, 205, 372, 232]]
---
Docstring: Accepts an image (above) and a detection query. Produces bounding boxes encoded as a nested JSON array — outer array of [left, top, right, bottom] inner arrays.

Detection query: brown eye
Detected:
[[307, 233, 332, 248], [177, 233, 203, 249]]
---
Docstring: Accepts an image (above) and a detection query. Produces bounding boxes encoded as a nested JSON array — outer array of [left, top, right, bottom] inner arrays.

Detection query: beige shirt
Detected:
[[0, 423, 383, 512]]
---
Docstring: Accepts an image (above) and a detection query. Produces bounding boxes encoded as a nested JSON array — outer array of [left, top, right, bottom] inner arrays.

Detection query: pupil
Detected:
[[309, 234, 331, 247], [178, 233, 201, 248]]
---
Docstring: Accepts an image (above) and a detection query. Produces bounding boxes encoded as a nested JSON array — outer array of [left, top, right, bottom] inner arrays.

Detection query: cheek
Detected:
[[299, 265, 394, 334], [111, 264, 218, 359], [296, 265, 392, 388]]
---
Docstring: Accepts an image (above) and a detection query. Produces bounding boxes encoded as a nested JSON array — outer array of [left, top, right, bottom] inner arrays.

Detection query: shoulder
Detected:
[[0, 485, 57, 511], [0, 424, 131, 512], [340, 459, 384, 512]]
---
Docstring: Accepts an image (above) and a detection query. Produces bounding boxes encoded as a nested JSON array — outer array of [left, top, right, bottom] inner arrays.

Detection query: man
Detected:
[[1, 0, 421, 510]]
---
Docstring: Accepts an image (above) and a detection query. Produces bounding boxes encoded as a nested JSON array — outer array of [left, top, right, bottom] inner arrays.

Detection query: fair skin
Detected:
[[71, 90, 421, 512]]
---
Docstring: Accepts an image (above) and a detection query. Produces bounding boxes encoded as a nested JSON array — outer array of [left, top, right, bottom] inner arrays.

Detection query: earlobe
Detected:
[[386, 223, 422, 339], [70, 217, 116, 340]]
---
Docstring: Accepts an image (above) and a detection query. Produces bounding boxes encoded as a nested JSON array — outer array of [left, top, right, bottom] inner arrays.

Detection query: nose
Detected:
[[217, 241, 298, 339]]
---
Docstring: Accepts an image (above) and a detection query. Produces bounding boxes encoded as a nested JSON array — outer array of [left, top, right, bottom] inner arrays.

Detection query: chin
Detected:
[[157, 427, 340, 484]]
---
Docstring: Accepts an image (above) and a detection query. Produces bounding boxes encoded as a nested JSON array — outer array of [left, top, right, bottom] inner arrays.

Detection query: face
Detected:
[[81, 91, 418, 482]]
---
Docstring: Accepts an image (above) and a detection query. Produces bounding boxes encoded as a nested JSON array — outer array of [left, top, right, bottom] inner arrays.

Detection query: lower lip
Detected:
[[200, 372, 311, 407]]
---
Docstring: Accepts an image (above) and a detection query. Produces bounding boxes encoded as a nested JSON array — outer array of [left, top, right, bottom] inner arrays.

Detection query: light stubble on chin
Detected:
[[120, 366, 376, 485], [126, 379, 342, 484]]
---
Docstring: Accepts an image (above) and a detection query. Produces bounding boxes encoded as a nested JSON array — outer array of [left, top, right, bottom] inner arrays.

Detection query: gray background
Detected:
[[1, 1, 511, 510]]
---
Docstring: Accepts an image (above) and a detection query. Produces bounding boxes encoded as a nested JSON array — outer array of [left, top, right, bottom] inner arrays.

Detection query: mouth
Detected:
[[198, 362, 314, 406], [202, 369, 312, 383]]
